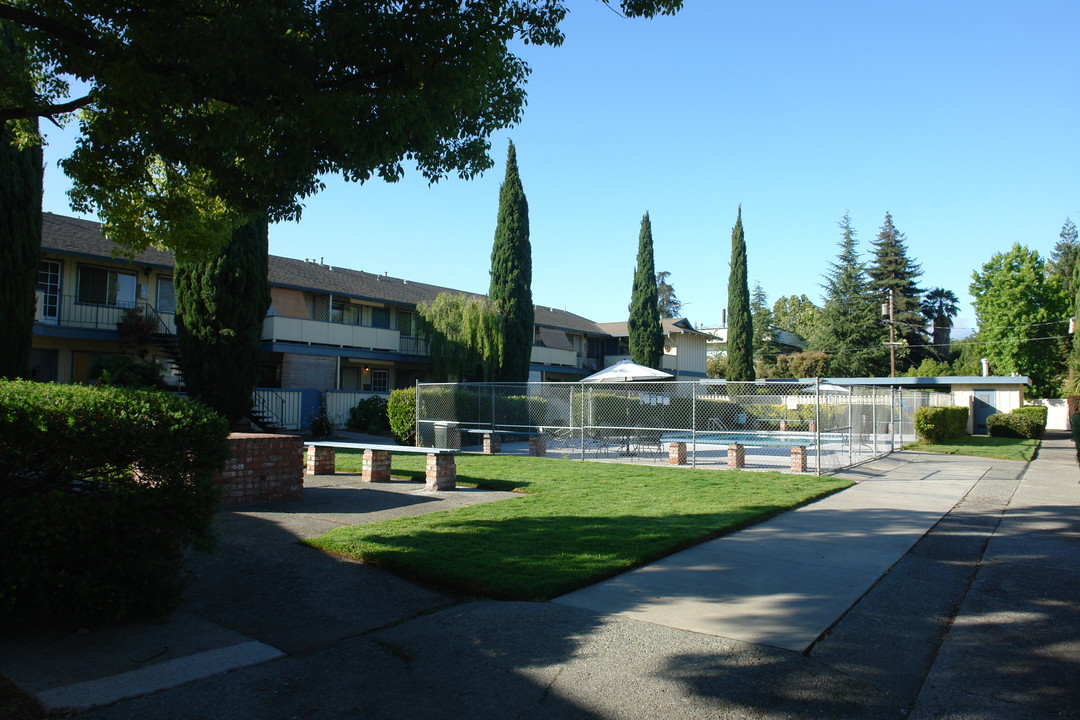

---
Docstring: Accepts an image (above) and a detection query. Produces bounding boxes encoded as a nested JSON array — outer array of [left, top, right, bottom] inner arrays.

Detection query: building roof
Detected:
[[41, 212, 609, 337], [595, 318, 710, 338]]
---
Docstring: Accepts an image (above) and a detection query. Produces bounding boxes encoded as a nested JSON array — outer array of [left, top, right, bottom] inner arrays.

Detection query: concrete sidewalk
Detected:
[[1, 436, 1077, 719]]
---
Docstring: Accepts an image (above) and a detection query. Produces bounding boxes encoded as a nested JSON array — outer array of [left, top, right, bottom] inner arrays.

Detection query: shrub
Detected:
[[348, 396, 389, 435], [1070, 412, 1080, 463], [987, 406, 1047, 439], [388, 387, 417, 445], [308, 404, 335, 439], [914, 406, 969, 442], [89, 354, 163, 389], [0, 381, 229, 628]]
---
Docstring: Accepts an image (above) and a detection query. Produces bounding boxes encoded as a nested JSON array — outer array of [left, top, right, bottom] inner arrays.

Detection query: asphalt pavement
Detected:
[[1, 433, 1077, 719]]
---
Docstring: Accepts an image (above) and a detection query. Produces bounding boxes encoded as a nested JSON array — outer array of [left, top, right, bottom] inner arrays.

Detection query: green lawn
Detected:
[[905, 435, 1040, 462], [305, 454, 850, 600]]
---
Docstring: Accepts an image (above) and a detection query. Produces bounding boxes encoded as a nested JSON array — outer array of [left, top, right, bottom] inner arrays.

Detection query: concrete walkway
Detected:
[[1, 435, 1077, 719]]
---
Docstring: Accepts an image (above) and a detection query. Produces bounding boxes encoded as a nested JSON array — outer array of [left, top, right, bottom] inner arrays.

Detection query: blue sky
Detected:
[[39, 1, 1079, 335]]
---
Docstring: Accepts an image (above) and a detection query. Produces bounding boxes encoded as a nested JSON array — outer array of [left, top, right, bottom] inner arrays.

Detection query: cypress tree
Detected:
[[726, 206, 754, 380], [488, 140, 533, 382], [175, 215, 271, 422], [868, 212, 927, 368], [628, 212, 664, 368], [0, 25, 42, 380]]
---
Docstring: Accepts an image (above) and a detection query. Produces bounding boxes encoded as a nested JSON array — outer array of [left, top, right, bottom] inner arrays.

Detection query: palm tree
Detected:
[[921, 288, 960, 358]]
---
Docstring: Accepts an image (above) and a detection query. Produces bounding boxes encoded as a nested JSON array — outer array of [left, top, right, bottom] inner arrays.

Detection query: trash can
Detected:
[[434, 422, 461, 450]]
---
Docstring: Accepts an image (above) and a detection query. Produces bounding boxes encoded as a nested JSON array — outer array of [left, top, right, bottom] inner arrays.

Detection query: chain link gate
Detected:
[[416, 380, 937, 474]]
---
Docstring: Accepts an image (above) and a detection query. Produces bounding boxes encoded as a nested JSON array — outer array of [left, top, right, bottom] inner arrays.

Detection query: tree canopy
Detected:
[[970, 243, 1068, 397], [771, 294, 820, 343], [1, 0, 682, 258], [868, 212, 927, 369], [656, 270, 682, 319], [415, 293, 502, 382]]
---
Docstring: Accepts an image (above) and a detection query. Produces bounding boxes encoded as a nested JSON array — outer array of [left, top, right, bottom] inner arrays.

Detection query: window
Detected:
[[37, 260, 61, 321], [371, 307, 390, 329], [330, 300, 360, 325], [398, 311, 413, 336], [156, 277, 176, 314], [371, 369, 389, 393], [77, 266, 136, 307]]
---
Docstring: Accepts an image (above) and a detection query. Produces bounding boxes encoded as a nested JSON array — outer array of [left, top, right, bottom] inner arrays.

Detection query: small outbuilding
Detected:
[[802, 376, 1032, 435]]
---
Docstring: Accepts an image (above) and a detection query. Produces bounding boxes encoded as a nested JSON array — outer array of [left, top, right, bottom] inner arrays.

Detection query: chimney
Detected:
[[981, 358, 990, 377]]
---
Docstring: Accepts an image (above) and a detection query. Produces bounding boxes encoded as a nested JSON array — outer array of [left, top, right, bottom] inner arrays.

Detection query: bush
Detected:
[[0, 381, 229, 628], [308, 404, 335, 439], [987, 406, 1047, 439], [914, 406, 969, 442], [1070, 413, 1080, 463], [388, 387, 417, 445], [348, 396, 390, 435], [89, 354, 163, 389]]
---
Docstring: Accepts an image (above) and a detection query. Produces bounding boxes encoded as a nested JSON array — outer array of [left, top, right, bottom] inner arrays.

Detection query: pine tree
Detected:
[[751, 281, 781, 369], [175, 215, 271, 422], [811, 212, 887, 377], [1050, 218, 1079, 299], [628, 212, 664, 368], [656, 270, 682, 318], [726, 206, 754, 380], [868, 212, 927, 369], [488, 140, 533, 382]]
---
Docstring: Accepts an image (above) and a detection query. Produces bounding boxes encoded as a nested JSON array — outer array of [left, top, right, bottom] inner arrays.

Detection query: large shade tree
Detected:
[[1, 0, 682, 258], [726, 206, 754, 380], [0, 21, 42, 380], [970, 243, 1068, 397], [175, 215, 271, 423], [656, 270, 682, 318], [488, 140, 532, 382], [628, 212, 664, 368]]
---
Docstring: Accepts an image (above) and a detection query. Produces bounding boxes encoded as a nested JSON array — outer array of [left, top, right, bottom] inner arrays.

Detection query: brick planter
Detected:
[[213, 433, 304, 505]]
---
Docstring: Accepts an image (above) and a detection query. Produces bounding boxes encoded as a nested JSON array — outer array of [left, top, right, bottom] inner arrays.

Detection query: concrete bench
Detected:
[[304, 441, 457, 491]]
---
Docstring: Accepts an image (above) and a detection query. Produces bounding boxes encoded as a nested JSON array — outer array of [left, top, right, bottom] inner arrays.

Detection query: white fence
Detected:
[[324, 390, 387, 428]]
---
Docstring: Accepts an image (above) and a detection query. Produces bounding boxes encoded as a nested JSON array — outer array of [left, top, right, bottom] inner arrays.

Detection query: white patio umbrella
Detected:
[[581, 361, 673, 453], [581, 360, 674, 383]]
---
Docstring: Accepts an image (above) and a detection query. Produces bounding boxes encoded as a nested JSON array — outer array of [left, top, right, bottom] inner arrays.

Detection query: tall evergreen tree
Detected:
[[488, 140, 533, 382], [628, 212, 664, 368], [726, 206, 754, 380], [810, 212, 887, 377], [0, 118, 41, 380], [751, 281, 782, 369], [1050, 218, 1079, 299], [175, 215, 271, 423], [656, 270, 682, 318], [0, 25, 42, 380], [868, 212, 927, 369]]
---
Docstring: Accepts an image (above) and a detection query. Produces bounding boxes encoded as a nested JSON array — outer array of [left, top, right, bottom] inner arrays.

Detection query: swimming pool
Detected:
[[661, 431, 842, 447]]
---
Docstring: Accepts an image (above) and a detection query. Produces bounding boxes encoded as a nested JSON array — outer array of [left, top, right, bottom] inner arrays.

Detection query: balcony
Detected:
[[531, 345, 578, 367], [34, 293, 177, 334], [262, 315, 412, 353]]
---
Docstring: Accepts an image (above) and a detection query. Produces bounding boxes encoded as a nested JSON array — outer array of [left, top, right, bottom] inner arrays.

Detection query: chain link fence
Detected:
[[416, 380, 948, 474]]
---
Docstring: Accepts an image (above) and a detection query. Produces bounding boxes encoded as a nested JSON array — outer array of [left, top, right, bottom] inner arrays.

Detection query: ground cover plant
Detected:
[[905, 435, 1039, 462], [306, 454, 850, 600]]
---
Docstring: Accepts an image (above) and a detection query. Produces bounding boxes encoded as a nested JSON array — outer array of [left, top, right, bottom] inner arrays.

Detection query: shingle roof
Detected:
[[41, 212, 611, 336], [595, 318, 708, 338]]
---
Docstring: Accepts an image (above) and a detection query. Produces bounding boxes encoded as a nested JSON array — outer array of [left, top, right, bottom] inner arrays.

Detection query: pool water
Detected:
[[661, 431, 841, 447]]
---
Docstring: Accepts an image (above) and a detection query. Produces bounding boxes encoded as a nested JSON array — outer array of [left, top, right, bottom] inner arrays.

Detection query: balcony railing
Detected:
[[35, 293, 177, 334]]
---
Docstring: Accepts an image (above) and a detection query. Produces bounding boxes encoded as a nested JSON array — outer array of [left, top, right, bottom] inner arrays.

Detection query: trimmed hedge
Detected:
[[914, 406, 969, 443], [0, 381, 229, 627], [987, 405, 1048, 439]]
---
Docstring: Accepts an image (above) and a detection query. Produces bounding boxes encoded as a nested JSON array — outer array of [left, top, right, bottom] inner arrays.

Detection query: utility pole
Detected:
[[882, 288, 896, 377]]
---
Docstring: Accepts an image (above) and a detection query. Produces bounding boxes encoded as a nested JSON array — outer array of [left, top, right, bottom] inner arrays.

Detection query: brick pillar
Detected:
[[790, 445, 808, 473], [362, 449, 392, 483], [668, 441, 687, 465], [529, 433, 547, 457], [426, 453, 457, 491], [727, 443, 745, 469], [482, 433, 501, 454], [307, 445, 336, 475], [779, 420, 788, 432]]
